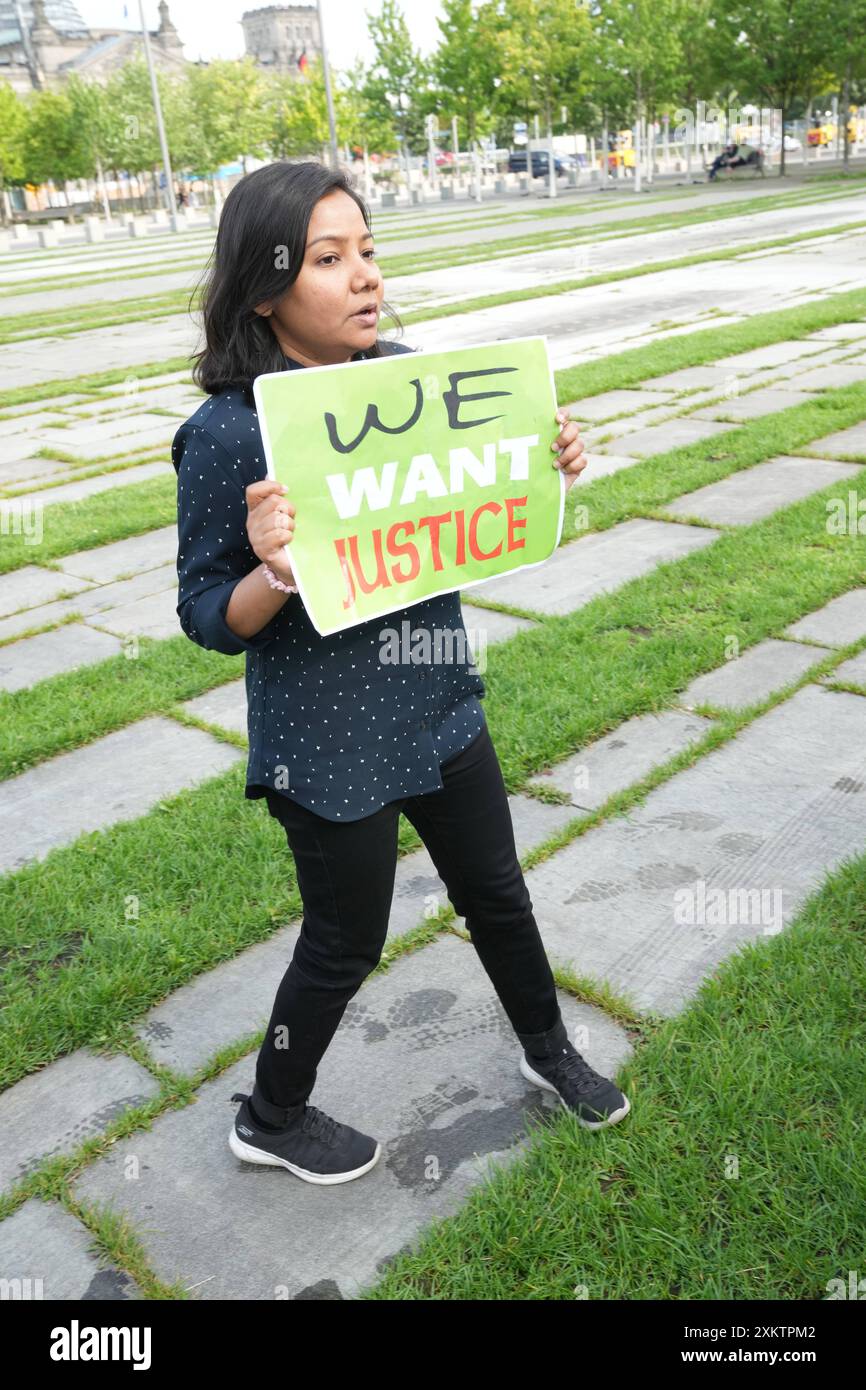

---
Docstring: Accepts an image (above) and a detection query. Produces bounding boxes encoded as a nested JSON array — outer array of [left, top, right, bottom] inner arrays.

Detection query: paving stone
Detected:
[[529, 710, 713, 809], [641, 360, 813, 399], [678, 639, 823, 710], [135, 922, 302, 1075], [6, 460, 172, 509], [593, 417, 737, 458], [0, 1048, 161, 1192], [570, 452, 641, 483], [0, 623, 122, 693], [54, 524, 178, 582], [662, 455, 861, 525], [785, 587, 866, 646], [35, 411, 176, 453], [0, 453, 70, 487], [0, 717, 244, 874], [92, 371, 189, 394], [0, 565, 95, 620], [719, 341, 825, 370], [564, 388, 675, 421], [67, 384, 202, 417], [800, 424, 866, 460], [689, 387, 817, 421], [523, 685, 866, 1016], [35, 424, 176, 463], [0, 393, 90, 416], [77, 935, 633, 1299], [0, 1199, 144, 1300], [784, 364, 866, 391], [805, 323, 866, 342], [0, 564, 178, 643], [182, 679, 248, 735], [85, 587, 180, 641], [829, 650, 866, 686], [457, 601, 538, 645], [0, 411, 70, 434], [637, 366, 750, 392], [475, 519, 720, 616]]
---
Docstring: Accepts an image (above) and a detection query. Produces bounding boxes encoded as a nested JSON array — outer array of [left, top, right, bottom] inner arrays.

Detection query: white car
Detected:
[[768, 135, 802, 151]]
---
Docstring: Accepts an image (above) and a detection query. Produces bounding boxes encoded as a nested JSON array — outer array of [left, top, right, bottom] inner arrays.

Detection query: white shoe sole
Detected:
[[519, 1054, 631, 1130], [229, 1125, 382, 1184]]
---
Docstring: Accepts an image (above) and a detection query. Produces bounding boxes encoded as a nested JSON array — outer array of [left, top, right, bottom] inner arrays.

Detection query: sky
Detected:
[[74, 0, 446, 69]]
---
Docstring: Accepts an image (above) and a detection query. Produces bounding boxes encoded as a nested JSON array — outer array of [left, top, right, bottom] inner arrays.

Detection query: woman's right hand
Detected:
[[245, 480, 297, 585]]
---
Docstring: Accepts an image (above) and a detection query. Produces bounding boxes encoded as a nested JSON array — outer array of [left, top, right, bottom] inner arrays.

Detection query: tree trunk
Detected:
[[95, 156, 111, 221], [842, 64, 851, 172]]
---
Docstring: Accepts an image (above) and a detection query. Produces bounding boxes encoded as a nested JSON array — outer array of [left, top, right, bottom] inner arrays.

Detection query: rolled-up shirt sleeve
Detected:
[[174, 425, 281, 656]]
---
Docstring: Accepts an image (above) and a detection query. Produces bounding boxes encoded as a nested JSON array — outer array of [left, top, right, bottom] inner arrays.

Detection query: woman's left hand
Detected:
[[551, 407, 589, 491]]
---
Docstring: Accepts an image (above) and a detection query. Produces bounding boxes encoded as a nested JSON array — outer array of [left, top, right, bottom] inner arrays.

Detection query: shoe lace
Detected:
[[550, 1049, 605, 1096], [301, 1104, 340, 1147]]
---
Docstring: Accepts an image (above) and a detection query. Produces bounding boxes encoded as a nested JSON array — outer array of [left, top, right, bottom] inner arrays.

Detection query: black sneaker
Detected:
[[228, 1091, 381, 1185], [519, 1046, 631, 1130]]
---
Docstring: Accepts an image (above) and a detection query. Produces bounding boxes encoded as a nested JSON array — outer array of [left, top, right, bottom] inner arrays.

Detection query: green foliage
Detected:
[[2, 0, 866, 183]]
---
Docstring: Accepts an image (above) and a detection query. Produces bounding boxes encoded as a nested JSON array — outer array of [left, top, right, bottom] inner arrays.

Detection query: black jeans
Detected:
[[253, 720, 563, 1113]]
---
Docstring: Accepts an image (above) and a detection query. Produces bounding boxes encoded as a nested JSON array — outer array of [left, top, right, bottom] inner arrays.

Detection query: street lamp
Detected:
[[137, 0, 176, 225], [316, 0, 340, 169]]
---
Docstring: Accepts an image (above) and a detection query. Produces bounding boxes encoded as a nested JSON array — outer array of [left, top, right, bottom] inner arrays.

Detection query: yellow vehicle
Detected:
[[606, 130, 636, 170], [808, 117, 858, 147]]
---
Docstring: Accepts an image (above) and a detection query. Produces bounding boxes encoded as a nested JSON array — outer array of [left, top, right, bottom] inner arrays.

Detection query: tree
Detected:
[[708, 0, 835, 175], [487, 0, 593, 193], [593, 0, 684, 188], [180, 58, 269, 173], [21, 88, 90, 187], [826, 0, 866, 171], [64, 75, 117, 217], [363, 0, 429, 171], [0, 82, 25, 224], [431, 0, 498, 148]]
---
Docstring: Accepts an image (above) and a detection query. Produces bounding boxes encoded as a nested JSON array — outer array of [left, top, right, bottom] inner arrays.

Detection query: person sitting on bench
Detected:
[[708, 142, 739, 180], [709, 142, 761, 180]]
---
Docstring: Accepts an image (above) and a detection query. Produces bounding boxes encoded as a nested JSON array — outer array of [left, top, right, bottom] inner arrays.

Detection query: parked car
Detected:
[[507, 149, 567, 177]]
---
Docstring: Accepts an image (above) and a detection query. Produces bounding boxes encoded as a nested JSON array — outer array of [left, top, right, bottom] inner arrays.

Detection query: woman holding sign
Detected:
[[173, 159, 630, 1187]]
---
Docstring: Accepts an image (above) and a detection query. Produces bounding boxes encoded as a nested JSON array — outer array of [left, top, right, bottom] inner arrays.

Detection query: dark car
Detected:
[[507, 149, 567, 178]]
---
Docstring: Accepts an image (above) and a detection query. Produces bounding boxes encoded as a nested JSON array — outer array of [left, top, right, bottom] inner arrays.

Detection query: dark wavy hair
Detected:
[[190, 159, 403, 398]]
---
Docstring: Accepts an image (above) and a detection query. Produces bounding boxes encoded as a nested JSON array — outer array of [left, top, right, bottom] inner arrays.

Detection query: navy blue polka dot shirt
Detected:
[[172, 340, 487, 822]]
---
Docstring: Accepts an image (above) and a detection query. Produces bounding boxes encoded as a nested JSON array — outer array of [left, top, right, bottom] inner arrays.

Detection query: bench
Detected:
[[706, 149, 766, 181]]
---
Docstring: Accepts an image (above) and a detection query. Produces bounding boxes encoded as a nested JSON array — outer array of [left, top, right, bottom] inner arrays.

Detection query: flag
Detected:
[[297, 49, 308, 74]]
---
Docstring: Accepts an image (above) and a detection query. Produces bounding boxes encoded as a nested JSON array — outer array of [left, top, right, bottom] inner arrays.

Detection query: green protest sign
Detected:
[[253, 335, 564, 636]]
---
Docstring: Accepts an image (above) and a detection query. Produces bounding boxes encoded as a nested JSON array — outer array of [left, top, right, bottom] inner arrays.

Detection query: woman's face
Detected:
[[256, 188, 385, 367]]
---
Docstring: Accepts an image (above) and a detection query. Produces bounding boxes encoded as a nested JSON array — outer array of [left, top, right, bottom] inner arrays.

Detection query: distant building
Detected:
[[0, 0, 187, 93], [242, 4, 321, 74]]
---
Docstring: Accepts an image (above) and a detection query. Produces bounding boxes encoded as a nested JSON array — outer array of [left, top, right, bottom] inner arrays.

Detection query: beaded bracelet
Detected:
[[261, 562, 299, 595]]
